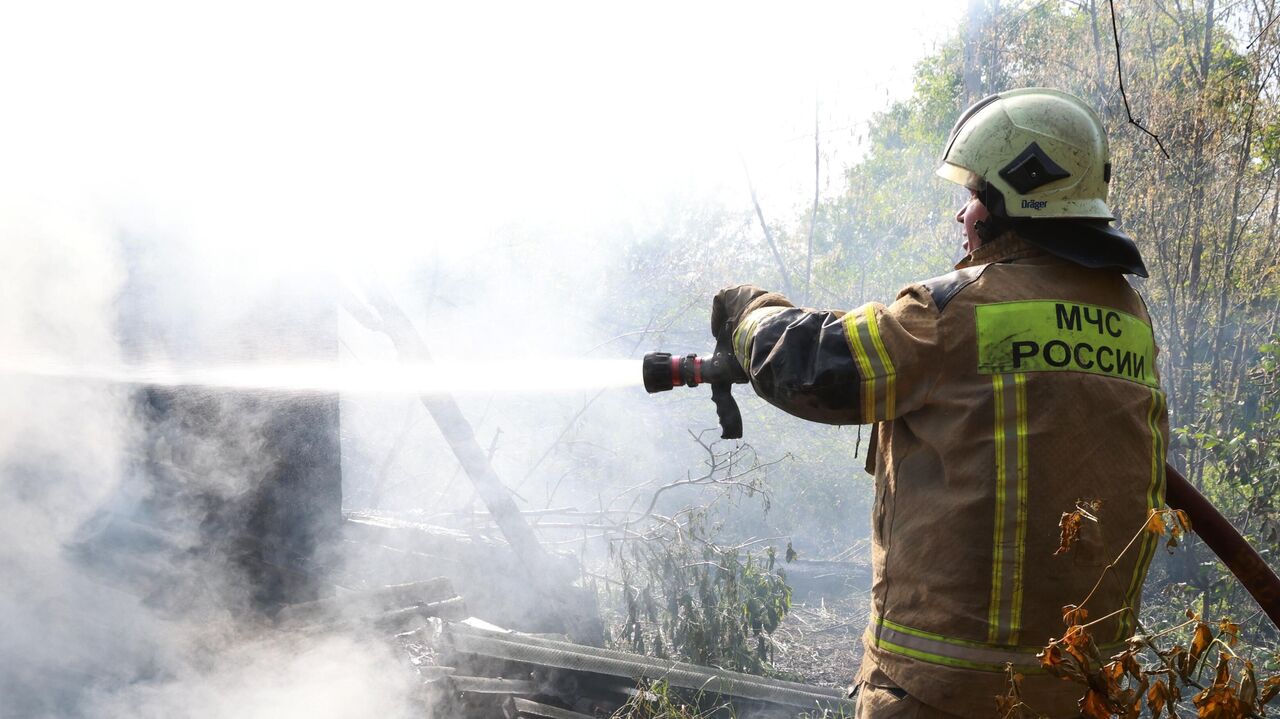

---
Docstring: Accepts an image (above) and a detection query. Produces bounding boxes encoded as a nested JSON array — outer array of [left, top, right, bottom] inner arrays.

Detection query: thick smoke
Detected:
[[0, 206, 421, 717], [0, 205, 144, 716]]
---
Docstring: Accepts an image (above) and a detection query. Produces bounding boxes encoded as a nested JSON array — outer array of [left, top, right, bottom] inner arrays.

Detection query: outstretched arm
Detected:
[[714, 284, 941, 425]]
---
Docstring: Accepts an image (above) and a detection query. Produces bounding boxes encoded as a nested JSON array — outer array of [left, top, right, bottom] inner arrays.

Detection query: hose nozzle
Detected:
[[641, 341, 748, 439], [641, 352, 705, 393]]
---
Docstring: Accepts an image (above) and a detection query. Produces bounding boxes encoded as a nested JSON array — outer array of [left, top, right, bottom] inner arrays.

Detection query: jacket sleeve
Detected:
[[731, 285, 941, 425]]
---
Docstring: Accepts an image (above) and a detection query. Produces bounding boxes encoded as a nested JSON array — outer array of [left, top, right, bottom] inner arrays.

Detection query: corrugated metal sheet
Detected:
[[445, 621, 854, 713]]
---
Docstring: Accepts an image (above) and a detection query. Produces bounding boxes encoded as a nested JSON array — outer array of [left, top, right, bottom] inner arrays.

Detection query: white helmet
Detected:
[[938, 88, 1148, 276], [937, 88, 1112, 219]]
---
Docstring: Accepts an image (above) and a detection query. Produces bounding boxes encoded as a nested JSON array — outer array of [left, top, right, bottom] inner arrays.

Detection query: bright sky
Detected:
[[0, 1, 965, 269]]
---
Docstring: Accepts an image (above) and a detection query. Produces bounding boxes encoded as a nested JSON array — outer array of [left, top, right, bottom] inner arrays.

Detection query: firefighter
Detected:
[[715, 88, 1167, 718]]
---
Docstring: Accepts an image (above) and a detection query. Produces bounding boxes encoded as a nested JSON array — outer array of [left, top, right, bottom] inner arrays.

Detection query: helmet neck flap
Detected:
[[939, 88, 1149, 276], [974, 182, 1148, 277]]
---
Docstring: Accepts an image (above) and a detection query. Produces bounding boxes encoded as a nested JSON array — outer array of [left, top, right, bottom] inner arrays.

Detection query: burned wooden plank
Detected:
[[418, 665, 456, 681], [503, 697, 595, 719], [369, 598, 469, 628], [342, 515, 596, 635], [278, 577, 457, 624], [282, 596, 468, 631], [448, 675, 537, 695]]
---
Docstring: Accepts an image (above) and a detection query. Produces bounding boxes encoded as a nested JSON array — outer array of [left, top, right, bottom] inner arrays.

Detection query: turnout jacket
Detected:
[[731, 236, 1168, 718]]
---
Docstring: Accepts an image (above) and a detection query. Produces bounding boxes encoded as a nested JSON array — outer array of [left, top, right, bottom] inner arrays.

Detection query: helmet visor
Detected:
[[935, 162, 984, 192]]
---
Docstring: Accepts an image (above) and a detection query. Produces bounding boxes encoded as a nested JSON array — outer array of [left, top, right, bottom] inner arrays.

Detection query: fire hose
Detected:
[[1163, 467, 1280, 628], [641, 334, 1280, 630]]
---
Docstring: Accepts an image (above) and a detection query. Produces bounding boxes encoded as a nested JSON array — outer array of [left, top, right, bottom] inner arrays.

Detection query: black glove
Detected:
[[711, 285, 791, 339]]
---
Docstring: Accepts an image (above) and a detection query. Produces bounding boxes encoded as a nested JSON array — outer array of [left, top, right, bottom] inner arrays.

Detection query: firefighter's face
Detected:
[[956, 190, 989, 254]]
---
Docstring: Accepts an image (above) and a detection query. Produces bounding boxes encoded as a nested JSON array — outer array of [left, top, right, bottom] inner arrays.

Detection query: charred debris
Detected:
[[70, 287, 860, 717], [77, 439, 857, 718]]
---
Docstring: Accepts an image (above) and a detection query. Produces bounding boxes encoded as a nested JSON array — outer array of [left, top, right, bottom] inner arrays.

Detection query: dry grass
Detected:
[[768, 594, 868, 689]]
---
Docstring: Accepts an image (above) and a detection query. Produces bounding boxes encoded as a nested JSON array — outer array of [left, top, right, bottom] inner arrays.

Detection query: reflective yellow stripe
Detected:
[[732, 306, 787, 367], [1118, 388, 1166, 640], [1010, 373, 1029, 645], [875, 640, 1012, 673], [988, 373, 1028, 645], [862, 305, 898, 419], [988, 375, 1007, 642], [842, 304, 897, 422], [869, 615, 1049, 674], [842, 309, 877, 421]]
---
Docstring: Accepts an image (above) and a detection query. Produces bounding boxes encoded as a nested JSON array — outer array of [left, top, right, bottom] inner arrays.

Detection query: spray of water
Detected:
[[0, 357, 642, 395]]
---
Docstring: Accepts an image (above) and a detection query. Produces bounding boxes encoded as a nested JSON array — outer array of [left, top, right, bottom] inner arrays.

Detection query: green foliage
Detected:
[[1170, 339, 1280, 627], [611, 513, 792, 675], [609, 680, 728, 719]]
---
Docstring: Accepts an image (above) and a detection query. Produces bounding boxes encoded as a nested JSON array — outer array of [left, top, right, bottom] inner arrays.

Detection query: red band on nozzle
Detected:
[[670, 357, 682, 387], [693, 357, 702, 385]]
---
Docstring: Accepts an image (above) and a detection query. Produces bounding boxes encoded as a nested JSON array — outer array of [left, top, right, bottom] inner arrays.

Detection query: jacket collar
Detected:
[[954, 233, 1048, 270]]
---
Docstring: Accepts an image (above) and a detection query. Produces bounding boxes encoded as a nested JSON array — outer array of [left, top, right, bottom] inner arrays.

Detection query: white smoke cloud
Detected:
[[0, 203, 144, 717], [88, 633, 418, 719], [0, 202, 427, 717]]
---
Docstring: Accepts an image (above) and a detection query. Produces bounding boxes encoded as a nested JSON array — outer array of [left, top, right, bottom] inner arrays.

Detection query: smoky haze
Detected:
[[0, 2, 961, 716]]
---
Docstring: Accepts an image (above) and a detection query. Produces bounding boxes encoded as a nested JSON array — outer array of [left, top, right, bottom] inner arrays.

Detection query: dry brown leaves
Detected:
[[1062, 604, 1089, 627], [1145, 507, 1193, 552], [1039, 620, 1147, 718], [1191, 653, 1252, 718], [1147, 677, 1181, 719], [1037, 608, 1280, 719], [1186, 621, 1215, 679], [1035, 500, 1280, 719], [1262, 675, 1280, 705], [1056, 499, 1103, 555]]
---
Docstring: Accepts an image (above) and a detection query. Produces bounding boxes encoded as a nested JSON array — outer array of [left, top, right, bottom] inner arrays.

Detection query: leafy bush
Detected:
[[611, 512, 792, 674]]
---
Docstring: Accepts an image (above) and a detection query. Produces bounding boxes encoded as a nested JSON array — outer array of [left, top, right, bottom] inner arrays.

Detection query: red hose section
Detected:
[[1164, 463, 1280, 630]]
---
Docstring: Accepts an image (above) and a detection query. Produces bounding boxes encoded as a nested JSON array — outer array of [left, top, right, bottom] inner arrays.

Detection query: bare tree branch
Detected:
[[1247, 9, 1280, 48], [1108, 0, 1173, 159]]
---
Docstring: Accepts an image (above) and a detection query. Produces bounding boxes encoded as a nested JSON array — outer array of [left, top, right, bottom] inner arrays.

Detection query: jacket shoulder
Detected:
[[916, 264, 991, 312]]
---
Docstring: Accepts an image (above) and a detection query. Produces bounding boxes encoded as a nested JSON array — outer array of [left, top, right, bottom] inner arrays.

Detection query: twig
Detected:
[[1247, 10, 1278, 49], [1073, 606, 1132, 632], [1108, 0, 1173, 159], [1133, 619, 1208, 693], [724, 535, 788, 552], [1077, 507, 1169, 612], [637, 455, 785, 520]]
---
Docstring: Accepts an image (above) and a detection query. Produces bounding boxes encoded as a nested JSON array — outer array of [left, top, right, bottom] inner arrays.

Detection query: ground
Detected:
[[769, 594, 868, 689]]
